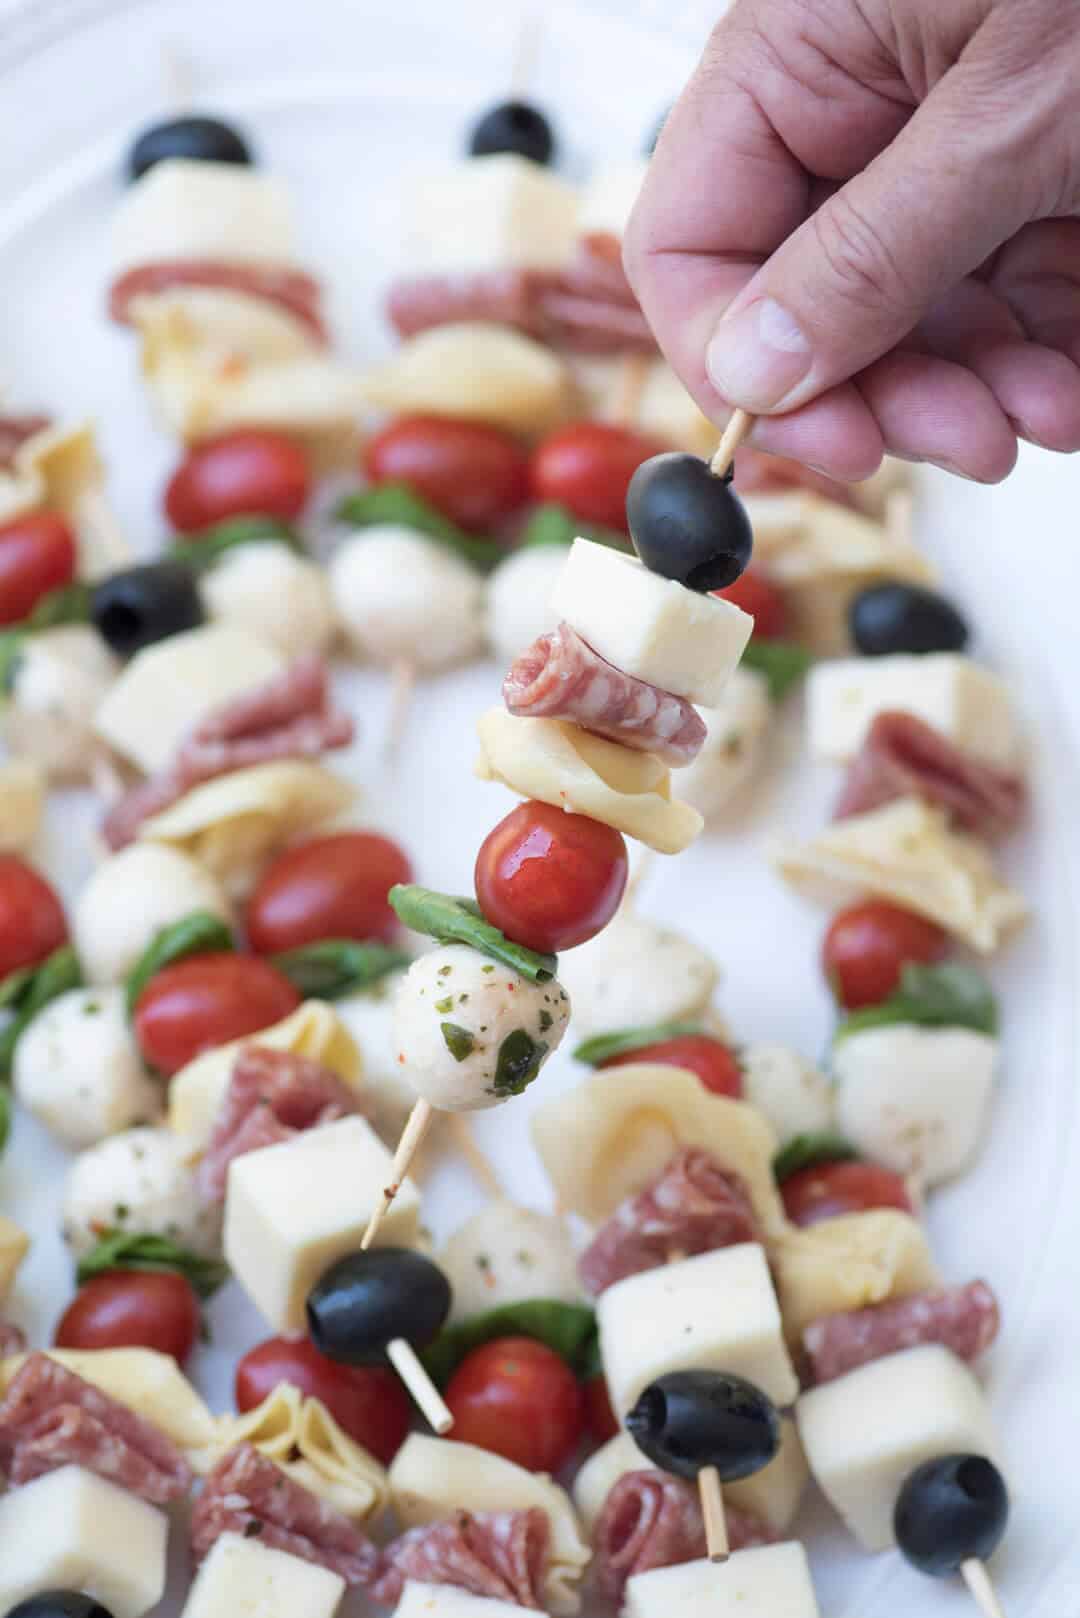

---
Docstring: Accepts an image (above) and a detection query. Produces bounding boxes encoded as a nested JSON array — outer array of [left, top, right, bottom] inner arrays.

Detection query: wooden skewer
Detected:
[[383, 657, 417, 765], [386, 1337, 454, 1435], [699, 1465, 730, 1562], [361, 1098, 434, 1249], [449, 1114, 504, 1197], [962, 1559, 1006, 1618], [622, 848, 654, 909], [709, 409, 756, 479], [885, 487, 915, 548]]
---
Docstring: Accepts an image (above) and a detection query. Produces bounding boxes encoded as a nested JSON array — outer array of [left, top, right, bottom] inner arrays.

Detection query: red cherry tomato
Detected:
[[0, 511, 78, 626], [600, 1034, 743, 1099], [164, 430, 310, 531], [0, 855, 68, 982], [475, 800, 628, 954], [529, 423, 668, 531], [781, 1158, 914, 1227], [584, 1374, 619, 1445], [236, 1336, 410, 1466], [363, 415, 529, 530], [133, 952, 301, 1077], [823, 901, 949, 1010], [245, 831, 414, 955], [54, 1270, 200, 1364], [712, 569, 787, 640], [444, 1337, 586, 1474]]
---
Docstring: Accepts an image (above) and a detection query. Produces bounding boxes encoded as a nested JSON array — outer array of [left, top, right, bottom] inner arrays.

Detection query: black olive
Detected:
[[627, 453, 753, 592], [849, 582, 970, 657], [894, 1454, 1009, 1578], [90, 562, 205, 659], [625, 1370, 781, 1483], [307, 1247, 452, 1365], [128, 116, 253, 183], [4, 1596, 114, 1618], [468, 101, 555, 166]]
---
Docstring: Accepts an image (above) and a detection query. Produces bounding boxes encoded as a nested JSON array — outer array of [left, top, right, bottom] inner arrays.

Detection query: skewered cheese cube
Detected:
[[806, 653, 1019, 767], [796, 1344, 1003, 1551], [551, 538, 752, 706], [624, 1543, 821, 1618], [0, 1465, 168, 1618], [407, 154, 579, 273], [395, 1587, 540, 1616], [113, 160, 295, 274], [0, 1215, 29, 1300], [598, 1244, 799, 1414], [771, 1209, 938, 1347], [179, 1532, 344, 1618], [224, 1116, 420, 1331], [578, 159, 649, 239]]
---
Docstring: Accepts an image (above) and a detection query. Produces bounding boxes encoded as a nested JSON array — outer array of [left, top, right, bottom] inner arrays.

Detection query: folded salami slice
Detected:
[[387, 268, 551, 342], [0, 1353, 192, 1505], [504, 622, 706, 768], [109, 261, 329, 345], [372, 1509, 550, 1610], [578, 1147, 759, 1297], [0, 415, 51, 471], [834, 710, 1025, 841], [803, 1280, 1001, 1386], [191, 1443, 378, 1585]]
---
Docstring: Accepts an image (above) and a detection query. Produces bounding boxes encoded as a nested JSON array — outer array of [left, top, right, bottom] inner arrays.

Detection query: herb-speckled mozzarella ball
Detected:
[[393, 943, 570, 1111], [14, 985, 162, 1150], [328, 526, 485, 672], [739, 1043, 834, 1147], [200, 541, 337, 659], [557, 909, 717, 1035], [484, 545, 564, 666], [62, 1125, 221, 1257], [74, 843, 232, 985], [1, 626, 118, 783], [439, 1200, 584, 1321]]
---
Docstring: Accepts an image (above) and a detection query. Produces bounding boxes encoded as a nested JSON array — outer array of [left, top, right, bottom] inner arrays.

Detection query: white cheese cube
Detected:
[[0, 1465, 167, 1618], [224, 1116, 421, 1331], [598, 1244, 799, 1414], [180, 1532, 344, 1618], [578, 159, 649, 239], [407, 154, 579, 273], [113, 160, 295, 274], [551, 538, 752, 707], [624, 1544, 821, 1618], [806, 653, 1019, 768], [796, 1344, 1003, 1551], [95, 624, 283, 775], [394, 1585, 539, 1616]]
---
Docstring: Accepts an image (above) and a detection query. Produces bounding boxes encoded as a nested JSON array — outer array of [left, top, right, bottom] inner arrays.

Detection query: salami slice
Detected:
[[191, 1444, 378, 1586], [0, 415, 51, 471], [733, 446, 858, 507], [834, 710, 1025, 841], [503, 622, 706, 768], [387, 269, 550, 342], [372, 1509, 549, 1610], [803, 1280, 1001, 1386], [0, 1321, 27, 1358], [109, 261, 329, 345], [0, 1353, 192, 1505], [578, 1148, 759, 1297]]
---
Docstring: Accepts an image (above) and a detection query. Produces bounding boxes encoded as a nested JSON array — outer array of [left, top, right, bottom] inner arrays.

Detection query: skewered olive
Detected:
[[4, 1597, 114, 1618], [849, 582, 970, 657], [894, 1454, 1009, 1577], [627, 453, 753, 592], [625, 1369, 781, 1482], [468, 101, 555, 166], [90, 562, 205, 659], [307, 1247, 452, 1366], [128, 115, 253, 182]]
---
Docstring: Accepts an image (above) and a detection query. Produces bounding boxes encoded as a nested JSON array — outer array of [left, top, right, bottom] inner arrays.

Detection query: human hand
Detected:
[[624, 0, 1080, 482]]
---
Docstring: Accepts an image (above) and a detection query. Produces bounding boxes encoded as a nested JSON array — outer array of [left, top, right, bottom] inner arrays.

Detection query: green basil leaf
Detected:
[[833, 961, 999, 1046], [0, 945, 82, 1079], [491, 1028, 547, 1098], [76, 1230, 229, 1299], [389, 886, 557, 984], [0, 965, 35, 1012], [0, 1085, 10, 1156], [740, 637, 814, 702], [773, 1132, 856, 1184], [441, 1022, 476, 1062], [125, 911, 235, 1017], [168, 515, 303, 573], [573, 1020, 708, 1067], [272, 939, 410, 1000], [0, 632, 26, 697], [421, 1299, 598, 1388], [335, 486, 504, 573], [519, 503, 632, 554], [23, 580, 92, 631]]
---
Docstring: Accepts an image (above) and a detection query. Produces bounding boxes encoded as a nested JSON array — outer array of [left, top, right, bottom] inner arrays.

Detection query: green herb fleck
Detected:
[[538, 1010, 553, 1033], [434, 995, 454, 1015], [492, 1029, 547, 1097], [441, 1023, 476, 1063]]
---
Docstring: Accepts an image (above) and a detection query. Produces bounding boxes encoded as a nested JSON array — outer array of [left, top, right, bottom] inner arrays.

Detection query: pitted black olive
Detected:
[[128, 116, 253, 182], [627, 453, 753, 592], [4, 1596, 114, 1618], [90, 562, 204, 658], [894, 1454, 1009, 1578], [850, 582, 970, 657], [625, 1370, 781, 1482], [307, 1247, 452, 1365], [468, 101, 555, 166]]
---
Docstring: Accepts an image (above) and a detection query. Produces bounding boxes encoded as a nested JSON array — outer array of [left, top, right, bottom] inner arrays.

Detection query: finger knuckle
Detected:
[[811, 192, 916, 322]]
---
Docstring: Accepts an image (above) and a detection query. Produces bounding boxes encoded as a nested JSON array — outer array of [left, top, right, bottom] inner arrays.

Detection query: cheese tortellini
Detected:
[[0, 761, 43, 853], [361, 323, 569, 434], [771, 1209, 939, 1346]]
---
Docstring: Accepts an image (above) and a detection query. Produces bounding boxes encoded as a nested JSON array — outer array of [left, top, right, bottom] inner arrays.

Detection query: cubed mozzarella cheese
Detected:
[[14, 985, 161, 1149], [361, 323, 568, 434], [484, 544, 565, 666], [771, 1209, 938, 1347], [179, 1532, 345, 1618], [624, 1543, 821, 1618], [0, 1215, 29, 1301], [395, 1587, 538, 1617], [554, 909, 718, 1034], [201, 541, 337, 659], [62, 1125, 221, 1259], [73, 844, 232, 985], [407, 154, 579, 273], [578, 159, 649, 240], [224, 1115, 420, 1331], [739, 1043, 834, 1146], [551, 538, 752, 707], [2, 625, 118, 782], [113, 160, 295, 274], [329, 528, 485, 672], [439, 1201, 583, 1322], [0, 1465, 167, 1618]]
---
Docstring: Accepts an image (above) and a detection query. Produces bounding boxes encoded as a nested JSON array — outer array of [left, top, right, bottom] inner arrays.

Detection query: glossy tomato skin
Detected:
[[584, 1374, 619, 1445], [601, 1034, 743, 1099], [363, 415, 529, 530], [823, 901, 949, 1010], [164, 430, 310, 530], [54, 1270, 200, 1364], [713, 569, 787, 640], [246, 831, 414, 954], [0, 511, 78, 625], [444, 1337, 586, 1474], [0, 855, 68, 981], [236, 1335, 411, 1466], [529, 423, 668, 531], [133, 952, 301, 1076], [475, 800, 628, 954], [781, 1159, 914, 1227]]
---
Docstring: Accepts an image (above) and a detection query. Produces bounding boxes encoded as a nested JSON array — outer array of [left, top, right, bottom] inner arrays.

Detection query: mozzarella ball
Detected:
[[333, 976, 418, 1144], [484, 545, 564, 667], [200, 541, 337, 659], [738, 1043, 834, 1147], [328, 527, 485, 672], [62, 1125, 221, 1257], [14, 986, 162, 1150], [557, 910, 718, 1036], [1, 626, 117, 782], [392, 943, 570, 1111], [439, 1200, 584, 1321], [678, 668, 771, 819], [74, 843, 231, 985]]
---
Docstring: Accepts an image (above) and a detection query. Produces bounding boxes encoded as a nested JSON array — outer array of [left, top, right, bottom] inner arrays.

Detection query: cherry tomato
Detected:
[[54, 1270, 200, 1364], [363, 414, 529, 530], [781, 1158, 914, 1227], [0, 855, 68, 982], [529, 423, 668, 531], [0, 511, 78, 626], [475, 800, 628, 954], [245, 831, 414, 955], [164, 430, 310, 531], [236, 1335, 410, 1466], [823, 901, 949, 1010], [713, 569, 787, 640], [584, 1374, 619, 1445], [600, 1034, 743, 1099], [133, 952, 301, 1076], [444, 1337, 586, 1474]]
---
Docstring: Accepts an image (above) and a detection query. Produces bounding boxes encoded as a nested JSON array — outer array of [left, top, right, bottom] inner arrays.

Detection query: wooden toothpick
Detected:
[[386, 1337, 454, 1435], [449, 1114, 504, 1198], [361, 1098, 434, 1249], [709, 409, 756, 479], [699, 1465, 730, 1562], [383, 658, 416, 765], [962, 1559, 1007, 1618]]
